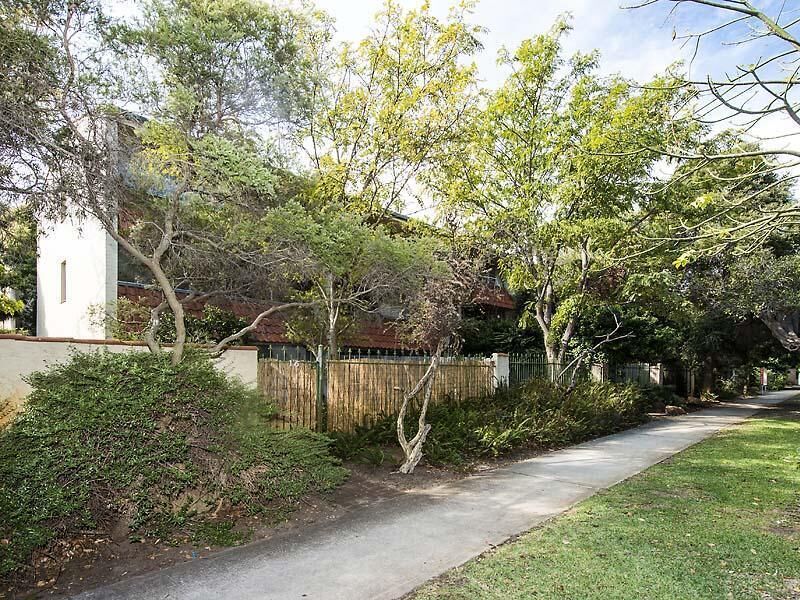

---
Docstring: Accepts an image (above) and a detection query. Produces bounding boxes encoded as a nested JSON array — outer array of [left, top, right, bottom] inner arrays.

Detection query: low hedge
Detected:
[[332, 379, 650, 467], [0, 350, 347, 585]]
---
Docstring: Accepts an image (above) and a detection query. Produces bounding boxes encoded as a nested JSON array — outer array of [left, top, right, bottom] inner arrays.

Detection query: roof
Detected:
[[118, 279, 514, 349], [474, 285, 515, 310], [117, 283, 408, 350]]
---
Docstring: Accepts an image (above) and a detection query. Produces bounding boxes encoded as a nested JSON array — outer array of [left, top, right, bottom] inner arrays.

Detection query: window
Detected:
[[60, 260, 67, 303]]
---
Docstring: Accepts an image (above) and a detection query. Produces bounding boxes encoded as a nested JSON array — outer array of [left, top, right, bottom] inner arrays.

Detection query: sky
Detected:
[[308, 0, 797, 210], [311, 0, 769, 86], [108, 0, 795, 140], [106, 0, 798, 206], [311, 0, 797, 129]]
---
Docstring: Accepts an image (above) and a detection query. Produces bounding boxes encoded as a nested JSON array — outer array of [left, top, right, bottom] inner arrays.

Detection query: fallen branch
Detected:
[[396, 349, 442, 474]]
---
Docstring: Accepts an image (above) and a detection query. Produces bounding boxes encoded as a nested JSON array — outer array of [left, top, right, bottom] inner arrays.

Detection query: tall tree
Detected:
[[638, 136, 800, 351], [252, 203, 440, 355], [0, 0, 324, 363], [0, 204, 36, 332], [395, 242, 483, 474], [432, 20, 688, 363], [0, 0, 59, 200], [628, 0, 800, 246], [301, 0, 481, 217]]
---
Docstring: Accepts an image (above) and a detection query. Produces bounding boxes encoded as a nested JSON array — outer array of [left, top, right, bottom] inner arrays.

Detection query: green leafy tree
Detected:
[[433, 20, 688, 363], [302, 0, 481, 217], [0, 205, 36, 331], [688, 249, 800, 353], [0, 0, 59, 199], [642, 140, 800, 353], [264, 203, 441, 355], [630, 0, 799, 246], [650, 135, 795, 264], [1, 0, 323, 363]]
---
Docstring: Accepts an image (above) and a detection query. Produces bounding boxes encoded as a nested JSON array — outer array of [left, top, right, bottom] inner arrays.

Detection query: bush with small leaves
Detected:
[[330, 379, 650, 468], [0, 350, 347, 585]]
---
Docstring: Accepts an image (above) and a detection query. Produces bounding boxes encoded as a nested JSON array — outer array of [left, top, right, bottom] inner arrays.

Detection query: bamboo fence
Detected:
[[258, 359, 318, 430], [259, 356, 494, 433]]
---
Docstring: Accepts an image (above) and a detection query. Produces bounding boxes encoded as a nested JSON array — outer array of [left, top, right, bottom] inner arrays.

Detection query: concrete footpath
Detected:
[[76, 389, 798, 600]]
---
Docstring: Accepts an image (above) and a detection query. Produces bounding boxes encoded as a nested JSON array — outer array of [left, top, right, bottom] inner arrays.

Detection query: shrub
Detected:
[[716, 376, 740, 400], [0, 350, 347, 584], [0, 294, 23, 320], [329, 416, 396, 466], [716, 370, 752, 399], [768, 371, 788, 391], [331, 379, 650, 468], [637, 384, 683, 409], [97, 299, 250, 345], [518, 380, 649, 447]]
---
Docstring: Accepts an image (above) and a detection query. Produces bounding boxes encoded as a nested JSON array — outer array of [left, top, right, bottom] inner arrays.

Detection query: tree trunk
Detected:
[[328, 302, 338, 357], [326, 273, 339, 356], [701, 356, 715, 393], [144, 300, 168, 354], [99, 216, 187, 364], [760, 311, 800, 351], [397, 351, 441, 474], [150, 267, 187, 365], [545, 343, 561, 383]]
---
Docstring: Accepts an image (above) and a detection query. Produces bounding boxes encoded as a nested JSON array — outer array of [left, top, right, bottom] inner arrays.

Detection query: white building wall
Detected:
[[37, 211, 118, 338], [0, 336, 258, 426]]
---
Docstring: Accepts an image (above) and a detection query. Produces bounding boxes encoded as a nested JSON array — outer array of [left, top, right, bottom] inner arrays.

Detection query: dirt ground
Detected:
[[9, 450, 526, 599]]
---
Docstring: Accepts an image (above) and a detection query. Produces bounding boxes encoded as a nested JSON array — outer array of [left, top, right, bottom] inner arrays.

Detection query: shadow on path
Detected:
[[74, 389, 800, 600]]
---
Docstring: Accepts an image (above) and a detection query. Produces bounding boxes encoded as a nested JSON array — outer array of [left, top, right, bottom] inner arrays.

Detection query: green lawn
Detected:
[[411, 406, 800, 600]]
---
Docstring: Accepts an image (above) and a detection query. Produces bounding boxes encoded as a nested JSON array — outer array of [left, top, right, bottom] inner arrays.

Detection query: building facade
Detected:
[[37, 210, 118, 339]]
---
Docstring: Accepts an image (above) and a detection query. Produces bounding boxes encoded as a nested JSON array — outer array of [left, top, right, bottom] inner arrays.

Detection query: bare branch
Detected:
[[210, 301, 318, 355]]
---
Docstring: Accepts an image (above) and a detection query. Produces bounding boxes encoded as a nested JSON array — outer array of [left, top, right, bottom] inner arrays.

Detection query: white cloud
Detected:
[[311, 0, 704, 86]]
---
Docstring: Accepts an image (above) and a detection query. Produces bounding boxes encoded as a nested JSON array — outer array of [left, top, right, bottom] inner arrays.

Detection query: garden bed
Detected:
[[2, 365, 701, 598], [408, 402, 800, 600]]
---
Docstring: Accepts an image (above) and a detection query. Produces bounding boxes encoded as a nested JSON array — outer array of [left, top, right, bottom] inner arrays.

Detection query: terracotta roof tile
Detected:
[[117, 284, 407, 349], [118, 283, 514, 348], [474, 285, 515, 309]]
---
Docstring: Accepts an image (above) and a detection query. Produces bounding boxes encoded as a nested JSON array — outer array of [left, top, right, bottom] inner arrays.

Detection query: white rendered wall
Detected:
[[37, 211, 118, 338], [0, 336, 258, 426]]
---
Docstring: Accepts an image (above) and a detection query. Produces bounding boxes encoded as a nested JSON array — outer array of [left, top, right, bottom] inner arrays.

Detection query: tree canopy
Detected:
[[431, 20, 690, 362], [1, 0, 797, 375]]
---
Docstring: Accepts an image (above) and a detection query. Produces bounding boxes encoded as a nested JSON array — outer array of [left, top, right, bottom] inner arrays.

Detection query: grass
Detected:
[[191, 520, 248, 547], [410, 404, 800, 600]]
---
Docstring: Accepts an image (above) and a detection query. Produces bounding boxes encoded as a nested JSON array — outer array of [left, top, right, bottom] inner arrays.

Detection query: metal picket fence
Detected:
[[508, 352, 585, 387], [608, 363, 674, 387]]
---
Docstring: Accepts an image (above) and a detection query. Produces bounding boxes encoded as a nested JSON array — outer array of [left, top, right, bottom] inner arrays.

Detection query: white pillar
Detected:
[[492, 353, 509, 388], [591, 362, 609, 382], [650, 363, 663, 386]]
